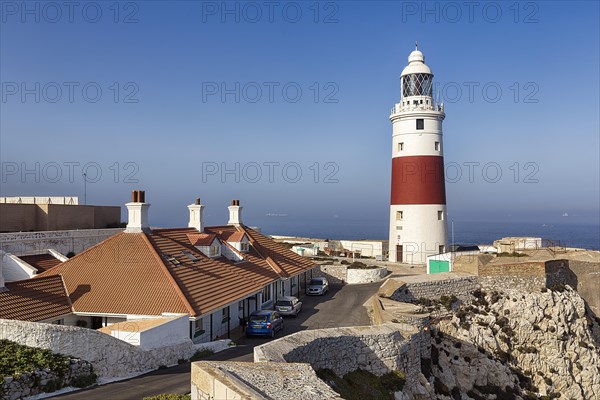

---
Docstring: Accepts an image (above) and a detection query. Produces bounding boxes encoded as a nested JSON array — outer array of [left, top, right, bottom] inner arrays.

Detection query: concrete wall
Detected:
[[339, 240, 386, 258], [569, 260, 600, 316], [312, 264, 347, 285], [0, 319, 195, 378], [0, 251, 37, 281], [0, 228, 123, 257], [107, 316, 190, 350], [346, 267, 388, 284], [0, 203, 120, 232], [390, 277, 479, 303], [254, 324, 428, 385], [0, 204, 37, 232]]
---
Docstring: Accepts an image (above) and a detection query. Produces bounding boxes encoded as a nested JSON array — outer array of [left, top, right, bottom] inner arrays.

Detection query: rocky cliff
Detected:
[[400, 285, 600, 400]]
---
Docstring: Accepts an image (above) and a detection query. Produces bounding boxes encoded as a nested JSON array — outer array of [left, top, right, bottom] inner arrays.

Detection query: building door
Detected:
[[91, 316, 103, 330], [430, 260, 450, 274], [396, 245, 403, 262]]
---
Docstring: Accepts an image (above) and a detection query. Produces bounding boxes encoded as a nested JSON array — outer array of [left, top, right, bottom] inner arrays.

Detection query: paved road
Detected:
[[53, 282, 380, 400]]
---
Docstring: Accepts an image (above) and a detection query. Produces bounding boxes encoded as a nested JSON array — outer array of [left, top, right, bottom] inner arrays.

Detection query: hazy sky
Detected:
[[1, 1, 599, 230]]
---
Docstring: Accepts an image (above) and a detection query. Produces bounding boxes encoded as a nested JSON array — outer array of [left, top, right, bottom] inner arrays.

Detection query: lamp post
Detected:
[[452, 219, 455, 253], [82, 172, 87, 205]]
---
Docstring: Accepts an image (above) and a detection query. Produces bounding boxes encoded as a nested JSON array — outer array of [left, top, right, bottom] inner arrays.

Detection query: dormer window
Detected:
[[209, 244, 220, 257], [241, 242, 249, 252]]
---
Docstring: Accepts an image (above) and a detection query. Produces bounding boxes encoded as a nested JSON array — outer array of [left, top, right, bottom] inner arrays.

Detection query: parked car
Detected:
[[306, 277, 329, 295], [245, 310, 284, 338], [275, 296, 302, 317]]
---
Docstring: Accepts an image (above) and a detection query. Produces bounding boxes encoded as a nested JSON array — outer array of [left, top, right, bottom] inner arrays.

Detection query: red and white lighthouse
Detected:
[[388, 45, 448, 264]]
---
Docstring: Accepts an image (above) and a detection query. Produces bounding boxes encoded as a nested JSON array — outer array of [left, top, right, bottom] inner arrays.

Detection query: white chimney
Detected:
[[125, 190, 150, 233], [188, 197, 205, 232], [228, 199, 242, 225], [0, 260, 5, 290]]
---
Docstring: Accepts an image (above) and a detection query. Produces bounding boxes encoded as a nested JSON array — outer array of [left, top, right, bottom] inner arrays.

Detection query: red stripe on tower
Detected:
[[390, 156, 446, 205]]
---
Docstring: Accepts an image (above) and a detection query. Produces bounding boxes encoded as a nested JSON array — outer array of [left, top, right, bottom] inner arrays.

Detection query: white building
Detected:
[[388, 45, 448, 264], [32, 192, 318, 342]]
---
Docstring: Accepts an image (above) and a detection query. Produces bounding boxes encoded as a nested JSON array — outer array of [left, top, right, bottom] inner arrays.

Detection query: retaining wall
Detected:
[[390, 277, 479, 303], [254, 324, 428, 384], [1, 359, 93, 400], [346, 267, 388, 284], [0, 319, 194, 378]]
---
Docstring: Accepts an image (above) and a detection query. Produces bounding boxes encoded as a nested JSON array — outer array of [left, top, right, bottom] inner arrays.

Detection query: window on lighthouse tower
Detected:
[[416, 119, 424, 130]]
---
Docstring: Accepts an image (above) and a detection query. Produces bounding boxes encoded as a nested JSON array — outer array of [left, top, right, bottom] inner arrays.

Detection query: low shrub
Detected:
[[143, 395, 191, 400], [190, 349, 215, 361], [70, 373, 97, 388], [380, 370, 406, 392]]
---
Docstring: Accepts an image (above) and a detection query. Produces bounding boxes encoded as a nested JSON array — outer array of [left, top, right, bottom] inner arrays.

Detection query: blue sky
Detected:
[[1, 0, 599, 234]]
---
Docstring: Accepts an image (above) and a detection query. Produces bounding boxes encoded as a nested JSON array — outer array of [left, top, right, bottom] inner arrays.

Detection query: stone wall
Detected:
[[0, 319, 195, 378], [191, 361, 341, 400], [390, 277, 479, 303], [569, 260, 600, 316], [254, 324, 429, 386], [0, 228, 123, 257], [1, 359, 93, 399], [478, 260, 546, 277], [346, 267, 388, 284], [312, 265, 347, 285], [478, 275, 545, 293]]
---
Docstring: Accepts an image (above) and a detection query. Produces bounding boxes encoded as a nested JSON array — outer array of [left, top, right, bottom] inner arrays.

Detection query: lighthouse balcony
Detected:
[[391, 101, 444, 115]]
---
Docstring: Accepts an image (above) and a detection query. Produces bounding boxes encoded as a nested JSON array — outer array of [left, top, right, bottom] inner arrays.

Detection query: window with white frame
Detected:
[[241, 242, 249, 252], [209, 244, 220, 257]]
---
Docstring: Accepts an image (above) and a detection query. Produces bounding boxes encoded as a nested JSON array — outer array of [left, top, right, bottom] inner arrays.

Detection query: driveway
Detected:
[[53, 282, 380, 399]]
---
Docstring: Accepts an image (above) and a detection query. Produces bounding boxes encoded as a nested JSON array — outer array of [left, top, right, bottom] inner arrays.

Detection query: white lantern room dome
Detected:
[[401, 46, 433, 77]]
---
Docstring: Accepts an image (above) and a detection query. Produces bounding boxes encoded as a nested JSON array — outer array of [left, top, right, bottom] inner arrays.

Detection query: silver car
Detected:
[[306, 277, 329, 295], [275, 296, 302, 317]]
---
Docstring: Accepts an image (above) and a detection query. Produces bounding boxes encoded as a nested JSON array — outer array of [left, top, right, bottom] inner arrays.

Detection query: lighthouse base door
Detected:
[[430, 260, 450, 274], [396, 245, 403, 262]]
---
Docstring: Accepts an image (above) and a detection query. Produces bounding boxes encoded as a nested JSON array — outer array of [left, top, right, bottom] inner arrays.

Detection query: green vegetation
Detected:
[[0, 340, 96, 392], [439, 295, 458, 311], [348, 262, 379, 269], [70, 373, 98, 388], [189, 348, 215, 361], [0, 339, 69, 377], [143, 395, 191, 400], [316, 368, 406, 400]]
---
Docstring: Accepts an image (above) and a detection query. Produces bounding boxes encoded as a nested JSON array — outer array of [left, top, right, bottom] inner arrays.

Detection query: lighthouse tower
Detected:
[[388, 45, 448, 264]]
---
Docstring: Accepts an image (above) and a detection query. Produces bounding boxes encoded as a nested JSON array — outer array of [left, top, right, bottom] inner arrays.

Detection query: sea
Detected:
[[254, 217, 600, 251]]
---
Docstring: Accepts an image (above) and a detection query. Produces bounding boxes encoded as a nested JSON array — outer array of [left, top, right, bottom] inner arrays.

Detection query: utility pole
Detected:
[[83, 172, 87, 205], [452, 219, 455, 253]]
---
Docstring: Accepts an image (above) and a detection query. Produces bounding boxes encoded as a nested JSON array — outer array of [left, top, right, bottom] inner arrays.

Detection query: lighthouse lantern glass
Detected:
[[402, 73, 433, 98]]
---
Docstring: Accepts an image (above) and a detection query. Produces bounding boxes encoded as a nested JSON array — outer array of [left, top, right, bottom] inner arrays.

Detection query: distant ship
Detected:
[[265, 213, 288, 217]]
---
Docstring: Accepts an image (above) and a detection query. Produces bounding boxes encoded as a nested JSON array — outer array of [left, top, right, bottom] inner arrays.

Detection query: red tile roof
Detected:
[[36, 233, 193, 316], [37, 225, 317, 318], [220, 231, 246, 242], [187, 232, 218, 247], [0, 275, 72, 322], [19, 254, 62, 273]]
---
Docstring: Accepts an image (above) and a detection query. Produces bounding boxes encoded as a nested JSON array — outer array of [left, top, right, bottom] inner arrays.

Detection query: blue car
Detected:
[[245, 310, 284, 338]]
